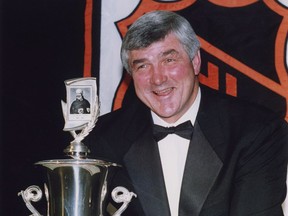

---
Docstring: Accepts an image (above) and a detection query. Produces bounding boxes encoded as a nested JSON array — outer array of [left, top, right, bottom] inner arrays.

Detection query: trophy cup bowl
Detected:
[[36, 159, 119, 216], [18, 78, 136, 216], [19, 158, 136, 216]]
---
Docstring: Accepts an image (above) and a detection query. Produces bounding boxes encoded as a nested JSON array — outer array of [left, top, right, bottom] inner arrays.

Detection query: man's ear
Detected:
[[192, 50, 201, 75]]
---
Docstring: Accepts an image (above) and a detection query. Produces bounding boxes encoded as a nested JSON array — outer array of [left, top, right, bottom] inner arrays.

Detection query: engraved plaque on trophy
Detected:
[[18, 77, 136, 216]]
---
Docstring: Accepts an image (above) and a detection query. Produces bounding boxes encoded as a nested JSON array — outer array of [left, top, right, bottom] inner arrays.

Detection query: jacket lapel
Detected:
[[123, 109, 171, 216], [179, 121, 223, 216]]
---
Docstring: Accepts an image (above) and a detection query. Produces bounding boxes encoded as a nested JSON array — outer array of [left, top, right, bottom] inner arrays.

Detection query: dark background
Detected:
[[1, 0, 101, 215]]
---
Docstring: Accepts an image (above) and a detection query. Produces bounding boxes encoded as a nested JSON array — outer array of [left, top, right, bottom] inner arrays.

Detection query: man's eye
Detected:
[[137, 64, 147, 70], [165, 58, 175, 63]]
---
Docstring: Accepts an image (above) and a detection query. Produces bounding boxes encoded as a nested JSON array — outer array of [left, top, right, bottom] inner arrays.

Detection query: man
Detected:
[[70, 88, 91, 114], [89, 10, 288, 216]]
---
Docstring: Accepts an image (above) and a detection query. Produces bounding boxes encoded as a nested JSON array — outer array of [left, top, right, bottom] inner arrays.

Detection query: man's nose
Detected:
[[150, 66, 167, 85]]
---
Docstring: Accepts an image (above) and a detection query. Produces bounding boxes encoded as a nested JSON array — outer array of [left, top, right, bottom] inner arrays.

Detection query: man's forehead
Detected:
[[131, 34, 183, 55], [130, 48, 179, 65]]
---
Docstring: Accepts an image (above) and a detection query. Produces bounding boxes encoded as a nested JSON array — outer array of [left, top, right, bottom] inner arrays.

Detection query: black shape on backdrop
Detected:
[[178, 1, 286, 115]]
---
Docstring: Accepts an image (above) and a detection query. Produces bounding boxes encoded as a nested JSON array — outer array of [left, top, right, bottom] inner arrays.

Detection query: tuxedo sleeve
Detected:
[[230, 117, 288, 216]]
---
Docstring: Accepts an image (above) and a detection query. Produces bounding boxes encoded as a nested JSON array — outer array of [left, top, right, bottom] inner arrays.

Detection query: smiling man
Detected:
[[129, 34, 200, 124], [89, 10, 288, 216]]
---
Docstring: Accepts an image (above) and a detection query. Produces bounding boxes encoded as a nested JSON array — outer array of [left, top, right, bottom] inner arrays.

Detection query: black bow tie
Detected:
[[153, 120, 194, 142]]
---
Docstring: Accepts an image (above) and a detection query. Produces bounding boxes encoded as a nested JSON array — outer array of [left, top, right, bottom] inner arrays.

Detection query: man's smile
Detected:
[[153, 87, 174, 96]]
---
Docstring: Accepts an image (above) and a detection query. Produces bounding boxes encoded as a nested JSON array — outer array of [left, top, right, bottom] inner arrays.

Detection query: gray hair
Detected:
[[120, 10, 200, 74]]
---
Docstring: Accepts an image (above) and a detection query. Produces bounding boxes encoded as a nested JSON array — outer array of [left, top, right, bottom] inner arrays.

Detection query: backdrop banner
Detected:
[[92, 0, 288, 120]]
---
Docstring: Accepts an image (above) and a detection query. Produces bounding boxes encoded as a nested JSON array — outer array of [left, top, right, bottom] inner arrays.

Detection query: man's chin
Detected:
[[153, 111, 180, 123]]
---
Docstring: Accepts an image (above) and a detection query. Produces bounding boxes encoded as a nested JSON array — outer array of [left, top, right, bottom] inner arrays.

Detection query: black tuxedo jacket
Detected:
[[88, 86, 288, 216]]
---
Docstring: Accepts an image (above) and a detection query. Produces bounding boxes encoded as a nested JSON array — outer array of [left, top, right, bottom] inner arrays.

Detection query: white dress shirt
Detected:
[[151, 89, 201, 216]]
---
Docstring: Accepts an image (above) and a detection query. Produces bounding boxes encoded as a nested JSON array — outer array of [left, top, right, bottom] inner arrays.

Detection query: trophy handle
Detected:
[[18, 185, 43, 216], [111, 186, 137, 216]]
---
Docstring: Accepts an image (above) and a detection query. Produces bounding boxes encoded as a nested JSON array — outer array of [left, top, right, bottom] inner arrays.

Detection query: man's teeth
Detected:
[[154, 88, 173, 95]]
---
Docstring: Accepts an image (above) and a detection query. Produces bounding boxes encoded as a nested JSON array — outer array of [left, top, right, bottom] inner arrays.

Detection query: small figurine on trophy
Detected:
[[18, 77, 136, 216]]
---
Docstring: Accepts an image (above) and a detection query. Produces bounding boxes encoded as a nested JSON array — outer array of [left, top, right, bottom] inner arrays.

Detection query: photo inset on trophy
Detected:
[[62, 77, 97, 131], [68, 86, 92, 121]]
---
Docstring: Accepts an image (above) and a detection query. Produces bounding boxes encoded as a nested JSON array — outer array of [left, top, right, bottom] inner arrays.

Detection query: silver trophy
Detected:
[[18, 77, 136, 216]]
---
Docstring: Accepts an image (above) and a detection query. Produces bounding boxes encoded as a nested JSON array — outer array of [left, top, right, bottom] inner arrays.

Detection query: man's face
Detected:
[[76, 93, 83, 101], [129, 33, 201, 123]]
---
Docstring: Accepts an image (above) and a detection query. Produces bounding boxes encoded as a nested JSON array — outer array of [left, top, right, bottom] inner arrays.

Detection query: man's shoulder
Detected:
[[87, 97, 150, 161], [96, 98, 149, 131], [199, 85, 284, 125]]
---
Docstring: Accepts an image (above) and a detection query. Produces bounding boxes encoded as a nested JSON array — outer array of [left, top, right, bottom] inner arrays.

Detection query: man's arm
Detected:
[[231, 118, 288, 216]]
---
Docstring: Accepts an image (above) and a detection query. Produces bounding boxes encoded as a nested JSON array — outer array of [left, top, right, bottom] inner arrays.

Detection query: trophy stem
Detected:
[[64, 140, 90, 159]]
